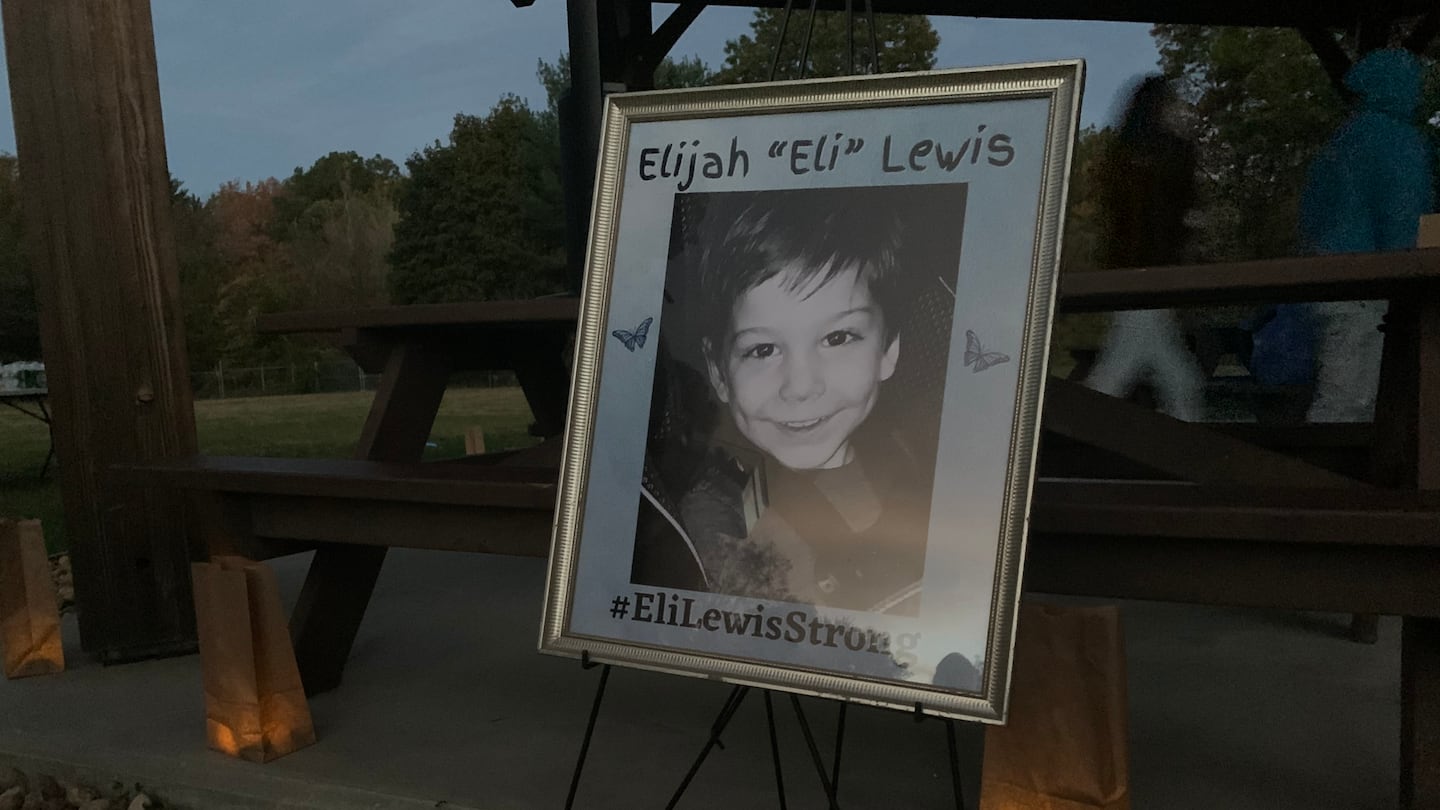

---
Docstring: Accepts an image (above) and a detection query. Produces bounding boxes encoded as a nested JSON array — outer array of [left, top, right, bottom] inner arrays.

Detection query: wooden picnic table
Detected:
[[1053, 249, 1440, 808], [175, 298, 575, 694], [259, 297, 577, 693], [127, 247, 1440, 806]]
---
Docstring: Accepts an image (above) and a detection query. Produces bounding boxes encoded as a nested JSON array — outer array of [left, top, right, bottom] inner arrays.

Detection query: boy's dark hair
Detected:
[[673, 188, 907, 365]]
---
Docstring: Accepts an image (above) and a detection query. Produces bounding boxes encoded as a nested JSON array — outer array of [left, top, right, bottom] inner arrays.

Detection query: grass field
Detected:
[[0, 386, 539, 553]]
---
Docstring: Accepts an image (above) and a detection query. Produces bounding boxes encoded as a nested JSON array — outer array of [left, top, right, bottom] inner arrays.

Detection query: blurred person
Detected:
[[1082, 76, 1206, 421]]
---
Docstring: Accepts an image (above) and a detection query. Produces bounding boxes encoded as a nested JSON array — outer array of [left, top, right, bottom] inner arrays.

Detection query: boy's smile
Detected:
[[707, 264, 899, 470]]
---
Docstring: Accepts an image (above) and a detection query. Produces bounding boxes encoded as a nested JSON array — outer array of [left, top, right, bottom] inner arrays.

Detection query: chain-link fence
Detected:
[[189, 360, 517, 400]]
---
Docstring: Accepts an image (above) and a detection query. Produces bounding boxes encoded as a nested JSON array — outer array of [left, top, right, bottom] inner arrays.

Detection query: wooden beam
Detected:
[[1041, 423, 1375, 481], [118, 456, 558, 509], [255, 297, 580, 335], [563, 0, 606, 293], [1024, 533, 1440, 617], [287, 341, 451, 695], [246, 496, 552, 556], [353, 342, 451, 460], [678, 0, 1435, 26], [638, 0, 706, 75], [1043, 380, 1368, 489], [1298, 27, 1353, 100], [1404, 617, 1440, 808], [1032, 480, 1440, 546], [1058, 249, 1440, 312], [513, 330, 573, 438], [1379, 289, 1440, 808], [2, 0, 201, 662]]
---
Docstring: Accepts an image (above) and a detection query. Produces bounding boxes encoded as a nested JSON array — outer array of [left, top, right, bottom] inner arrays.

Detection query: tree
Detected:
[[714, 10, 937, 84], [271, 151, 403, 241], [1061, 126, 1118, 275], [281, 187, 399, 309], [170, 179, 227, 371], [388, 97, 567, 304], [1154, 25, 1440, 261], [1154, 26, 1346, 261], [209, 178, 285, 267], [0, 153, 37, 363], [274, 151, 403, 310], [536, 52, 714, 120], [655, 55, 716, 91], [203, 179, 297, 363], [1045, 127, 1119, 373]]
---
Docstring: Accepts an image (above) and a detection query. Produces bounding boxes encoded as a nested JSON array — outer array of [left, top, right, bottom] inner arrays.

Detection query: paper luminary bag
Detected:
[[980, 603, 1130, 810], [192, 556, 316, 762], [0, 519, 65, 678]]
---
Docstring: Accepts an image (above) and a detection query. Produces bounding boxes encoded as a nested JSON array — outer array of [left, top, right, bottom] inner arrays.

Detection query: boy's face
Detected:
[[706, 264, 898, 470]]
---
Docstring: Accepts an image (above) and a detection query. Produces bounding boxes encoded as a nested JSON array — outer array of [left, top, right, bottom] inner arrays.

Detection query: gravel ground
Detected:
[[47, 555, 72, 615], [0, 767, 165, 810]]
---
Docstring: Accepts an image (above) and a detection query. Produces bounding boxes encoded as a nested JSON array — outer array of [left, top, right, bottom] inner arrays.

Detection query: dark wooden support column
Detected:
[[2, 0, 202, 662], [1297, 27, 1352, 100], [561, 0, 607, 292], [1404, 617, 1440, 809], [287, 340, 450, 695], [633, 1, 707, 88], [613, 0, 656, 89], [1404, 292, 1440, 809], [1374, 288, 1440, 808], [562, 0, 664, 290]]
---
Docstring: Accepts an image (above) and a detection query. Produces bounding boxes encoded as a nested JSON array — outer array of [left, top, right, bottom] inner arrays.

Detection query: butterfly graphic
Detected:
[[612, 316, 654, 352], [964, 330, 1010, 373]]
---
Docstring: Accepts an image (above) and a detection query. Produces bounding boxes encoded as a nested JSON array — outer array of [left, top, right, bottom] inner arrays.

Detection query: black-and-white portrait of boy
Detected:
[[632, 184, 968, 617]]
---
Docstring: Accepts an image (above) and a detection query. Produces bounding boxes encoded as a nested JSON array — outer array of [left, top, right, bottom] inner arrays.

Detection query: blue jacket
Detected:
[[1300, 48, 1435, 254], [1252, 50, 1436, 387]]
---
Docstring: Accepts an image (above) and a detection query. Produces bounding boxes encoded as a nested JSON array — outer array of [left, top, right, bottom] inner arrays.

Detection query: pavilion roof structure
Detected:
[[679, 0, 1436, 28]]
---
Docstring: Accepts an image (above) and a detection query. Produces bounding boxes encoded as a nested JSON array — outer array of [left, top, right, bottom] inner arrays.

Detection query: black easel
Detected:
[[564, 654, 969, 809], [564, 652, 611, 810]]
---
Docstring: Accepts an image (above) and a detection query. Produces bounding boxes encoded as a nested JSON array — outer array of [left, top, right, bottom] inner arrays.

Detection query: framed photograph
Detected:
[[541, 61, 1083, 722]]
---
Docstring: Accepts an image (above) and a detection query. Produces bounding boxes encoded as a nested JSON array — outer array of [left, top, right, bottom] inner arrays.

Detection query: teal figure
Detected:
[[1298, 48, 1435, 422]]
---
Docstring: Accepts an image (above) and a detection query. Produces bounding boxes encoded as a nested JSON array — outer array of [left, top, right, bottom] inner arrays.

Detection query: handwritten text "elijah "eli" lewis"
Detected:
[[636, 127, 1015, 191]]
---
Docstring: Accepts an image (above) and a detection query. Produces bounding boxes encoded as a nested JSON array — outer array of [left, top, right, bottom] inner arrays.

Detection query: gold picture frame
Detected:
[[541, 61, 1083, 722]]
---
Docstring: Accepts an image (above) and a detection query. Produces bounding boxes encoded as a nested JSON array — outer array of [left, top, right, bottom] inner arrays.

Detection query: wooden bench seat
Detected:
[[1040, 422, 1374, 481], [121, 454, 1440, 607], [1033, 478, 1440, 546], [124, 455, 558, 507], [120, 455, 559, 556], [1057, 248, 1440, 312]]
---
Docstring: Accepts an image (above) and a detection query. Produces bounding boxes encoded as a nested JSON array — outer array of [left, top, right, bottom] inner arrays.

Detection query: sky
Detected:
[[0, 2, 1160, 196]]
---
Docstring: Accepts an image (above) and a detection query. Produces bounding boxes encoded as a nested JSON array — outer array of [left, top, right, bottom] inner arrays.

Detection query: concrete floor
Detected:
[[0, 548, 1401, 809]]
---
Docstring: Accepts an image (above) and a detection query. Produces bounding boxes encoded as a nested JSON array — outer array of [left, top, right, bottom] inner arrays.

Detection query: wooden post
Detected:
[[1402, 293, 1440, 808], [464, 426, 487, 455], [2, 0, 201, 662], [560, 0, 604, 292], [1373, 285, 1440, 808]]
